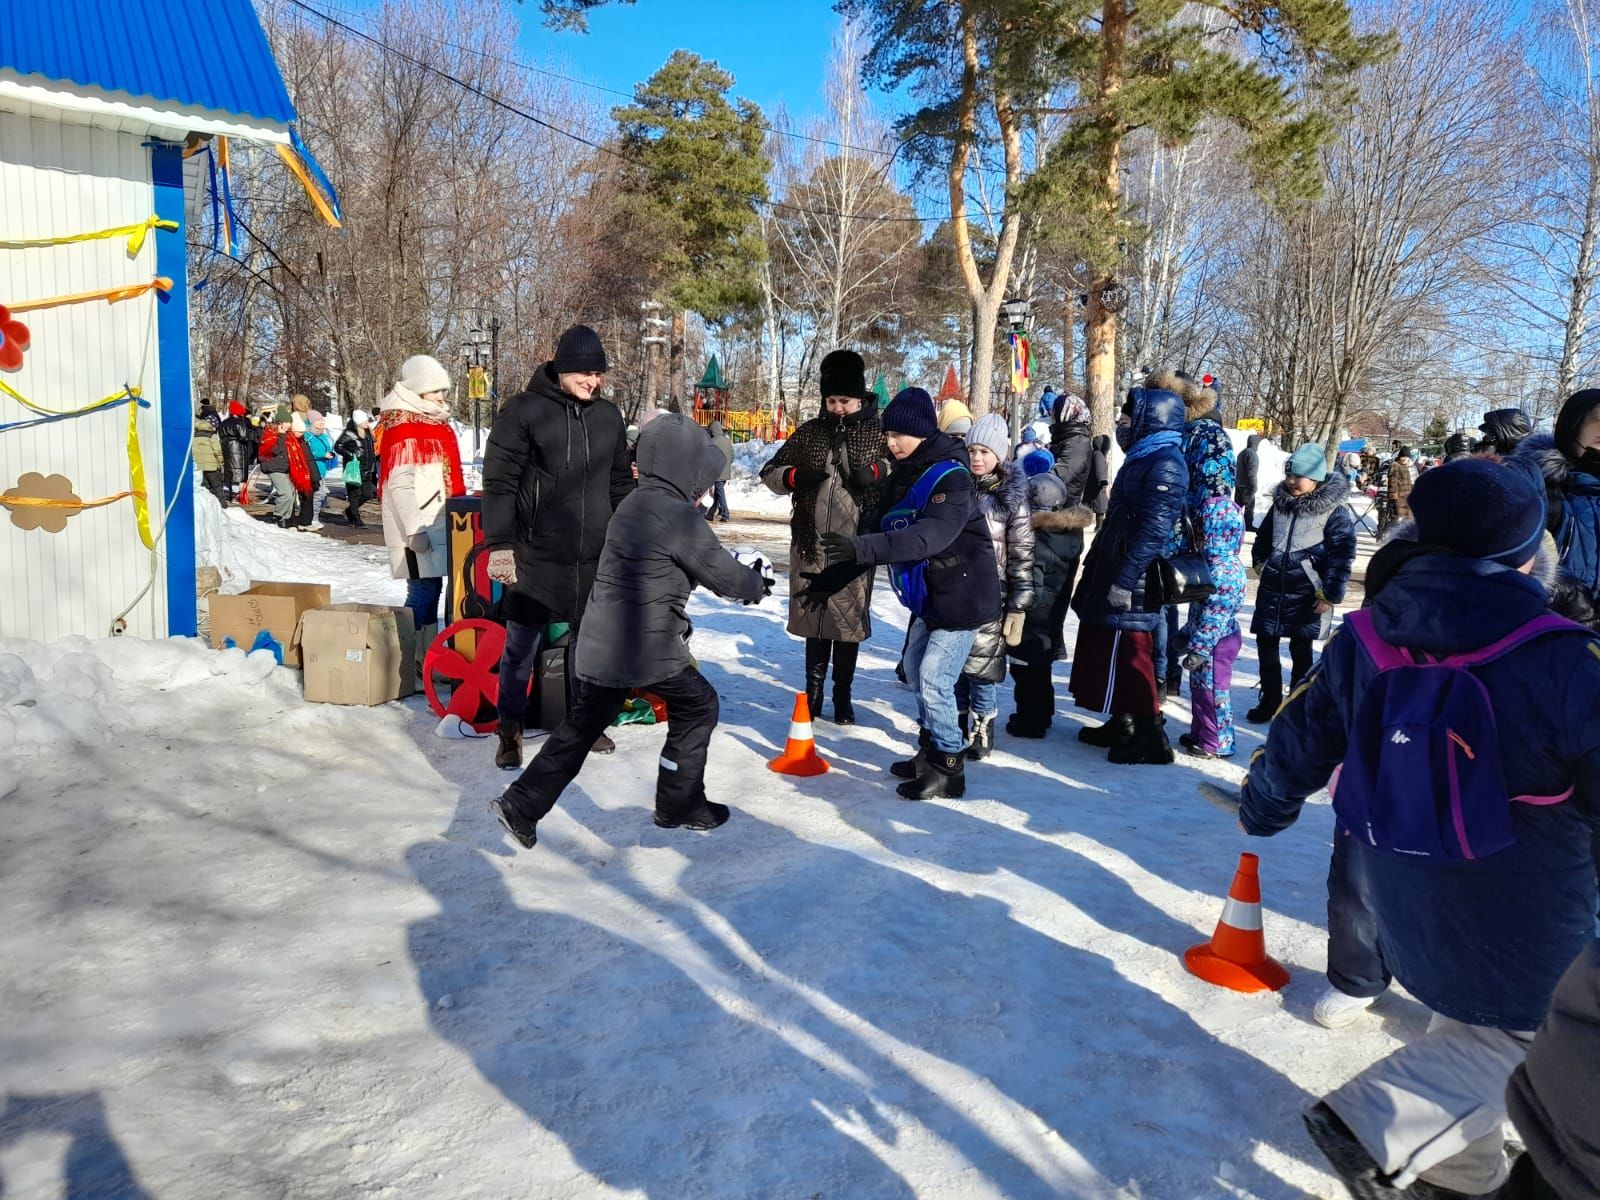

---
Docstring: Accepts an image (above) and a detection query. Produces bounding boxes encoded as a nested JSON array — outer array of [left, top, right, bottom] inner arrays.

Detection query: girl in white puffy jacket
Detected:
[[376, 355, 464, 659]]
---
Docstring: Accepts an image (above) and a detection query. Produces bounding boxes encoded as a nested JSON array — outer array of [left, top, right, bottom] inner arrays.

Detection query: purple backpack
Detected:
[[1336, 610, 1583, 862]]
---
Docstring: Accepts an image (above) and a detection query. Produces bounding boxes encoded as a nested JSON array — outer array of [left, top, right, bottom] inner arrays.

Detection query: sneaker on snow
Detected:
[[490, 796, 537, 849], [1314, 986, 1379, 1029], [653, 801, 730, 831]]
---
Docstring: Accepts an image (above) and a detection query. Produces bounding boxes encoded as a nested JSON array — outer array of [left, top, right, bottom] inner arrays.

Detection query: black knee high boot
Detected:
[[831, 641, 858, 724], [804, 637, 831, 719]]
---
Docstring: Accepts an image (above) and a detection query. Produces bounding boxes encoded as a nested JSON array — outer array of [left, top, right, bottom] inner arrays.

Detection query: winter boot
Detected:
[[804, 637, 831, 721], [1164, 670, 1183, 699], [490, 795, 538, 849], [831, 641, 858, 725], [494, 720, 523, 770], [415, 622, 438, 683], [1301, 1103, 1396, 1200], [891, 728, 933, 779], [1246, 690, 1282, 724], [1077, 714, 1135, 747], [1107, 716, 1175, 765], [1313, 986, 1379, 1030], [897, 750, 966, 801], [1005, 713, 1048, 739], [591, 732, 616, 755], [966, 712, 995, 760], [653, 800, 731, 831]]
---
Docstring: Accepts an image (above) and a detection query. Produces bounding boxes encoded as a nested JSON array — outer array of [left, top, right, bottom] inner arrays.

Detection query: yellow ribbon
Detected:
[[0, 378, 142, 418], [9, 277, 173, 314], [2, 490, 142, 511], [126, 403, 153, 548], [0, 216, 178, 257]]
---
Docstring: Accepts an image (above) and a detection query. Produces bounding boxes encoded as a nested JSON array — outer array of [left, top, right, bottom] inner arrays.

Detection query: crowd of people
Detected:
[[206, 330, 1600, 1200]]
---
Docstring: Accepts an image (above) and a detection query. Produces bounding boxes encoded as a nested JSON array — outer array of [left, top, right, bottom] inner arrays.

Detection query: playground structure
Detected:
[[690, 355, 794, 443]]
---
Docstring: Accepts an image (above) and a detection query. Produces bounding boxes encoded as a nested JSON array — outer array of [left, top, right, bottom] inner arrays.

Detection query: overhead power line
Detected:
[[282, 0, 946, 225]]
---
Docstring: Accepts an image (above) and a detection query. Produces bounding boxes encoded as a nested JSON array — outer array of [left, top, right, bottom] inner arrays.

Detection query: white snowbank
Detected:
[[195, 490, 406, 605], [726, 437, 794, 518], [3, 508, 1402, 1199]]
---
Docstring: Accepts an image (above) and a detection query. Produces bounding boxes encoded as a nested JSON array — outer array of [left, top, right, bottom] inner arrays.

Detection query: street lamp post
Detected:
[[999, 297, 1033, 440], [464, 326, 492, 455]]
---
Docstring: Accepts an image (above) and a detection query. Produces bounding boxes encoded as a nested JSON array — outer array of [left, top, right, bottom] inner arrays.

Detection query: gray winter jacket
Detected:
[[709, 421, 734, 483], [963, 461, 1036, 683], [572, 414, 765, 688]]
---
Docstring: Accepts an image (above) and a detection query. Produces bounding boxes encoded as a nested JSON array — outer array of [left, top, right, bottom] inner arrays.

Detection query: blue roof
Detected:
[[1, 0, 295, 127]]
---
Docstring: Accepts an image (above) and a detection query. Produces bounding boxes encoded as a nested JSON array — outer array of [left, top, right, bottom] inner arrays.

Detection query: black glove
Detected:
[[818, 532, 857, 565], [795, 562, 870, 610], [785, 466, 827, 491], [849, 459, 887, 489]]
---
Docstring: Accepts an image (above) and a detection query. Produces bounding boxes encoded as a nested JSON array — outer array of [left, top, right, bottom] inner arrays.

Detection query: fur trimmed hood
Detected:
[[1514, 431, 1600, 490], [977, 457, 1029, 508], [1270, 467, 1349, 516], [1146, 367, 1217, 420], [1033, 504, 1095, 533]]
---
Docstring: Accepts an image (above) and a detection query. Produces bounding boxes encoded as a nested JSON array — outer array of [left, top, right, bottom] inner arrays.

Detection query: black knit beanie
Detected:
[[881, 387, 937, 439], [552, 324, 608, 374], [819, 349, 868, 400]]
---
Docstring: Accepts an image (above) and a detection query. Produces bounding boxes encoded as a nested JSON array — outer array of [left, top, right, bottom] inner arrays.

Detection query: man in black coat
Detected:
[[482, 325, 635, 768], [491, 413, 770, 849], [1235, 432, 1261, 531]]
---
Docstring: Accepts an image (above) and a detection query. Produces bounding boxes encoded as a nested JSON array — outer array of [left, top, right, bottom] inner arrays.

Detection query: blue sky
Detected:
[[528, 0, 845, 123]]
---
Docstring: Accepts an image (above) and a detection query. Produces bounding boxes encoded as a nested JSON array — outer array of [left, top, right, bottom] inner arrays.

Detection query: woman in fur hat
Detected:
[[760, 350, 887, 723], [377, 355, 464, 670]]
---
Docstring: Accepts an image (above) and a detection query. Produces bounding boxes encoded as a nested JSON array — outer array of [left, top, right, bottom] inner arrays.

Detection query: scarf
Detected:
[[375, 401, 464, 499], [1124, 429, 1182, 462]]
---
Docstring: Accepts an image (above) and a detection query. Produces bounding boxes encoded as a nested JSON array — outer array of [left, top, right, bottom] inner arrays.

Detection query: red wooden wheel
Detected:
[[422, 619, 505, 733]]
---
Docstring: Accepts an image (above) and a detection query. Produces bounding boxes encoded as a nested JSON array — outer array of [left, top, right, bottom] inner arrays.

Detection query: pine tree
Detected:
[[612, 51, 772, 325], [845, 0, 1389, 427]]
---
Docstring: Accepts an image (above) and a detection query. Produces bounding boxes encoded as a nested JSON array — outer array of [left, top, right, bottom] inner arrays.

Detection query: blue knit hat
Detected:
[[1287, 443, 1328, 481], [882, 387, 937, 439], [1022, 448, 1056, 476], [1409, 459, 1547, 567]]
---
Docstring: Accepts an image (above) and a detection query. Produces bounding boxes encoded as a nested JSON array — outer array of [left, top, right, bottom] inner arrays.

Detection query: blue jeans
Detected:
[[904, 619, 978, 754], [706, 480, 730, 521], [953, 673, 999, 719], [1153, 604, 1184, 678], [405, 577, 443, 631]]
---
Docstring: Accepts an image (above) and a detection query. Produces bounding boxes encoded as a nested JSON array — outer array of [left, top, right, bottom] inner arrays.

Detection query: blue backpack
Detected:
[[1335, 610, 1584, 862], [881, 459, 967, 618]]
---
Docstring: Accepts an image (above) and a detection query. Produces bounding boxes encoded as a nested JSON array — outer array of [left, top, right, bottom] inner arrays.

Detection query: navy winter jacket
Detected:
[[1240, 552, 1600, 1030], [1072, 388, 1189, 633], [849, 431, 1001, 632], [1250, 472, 1357, 640], [1511, 433, 1600, 602]]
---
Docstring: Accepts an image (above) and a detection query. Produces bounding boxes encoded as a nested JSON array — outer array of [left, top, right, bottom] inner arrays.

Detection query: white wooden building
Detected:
[[0, 1, 295, 641]]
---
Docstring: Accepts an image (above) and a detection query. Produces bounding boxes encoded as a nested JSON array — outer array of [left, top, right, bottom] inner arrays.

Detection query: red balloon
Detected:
[[0, 305, 30, 372]]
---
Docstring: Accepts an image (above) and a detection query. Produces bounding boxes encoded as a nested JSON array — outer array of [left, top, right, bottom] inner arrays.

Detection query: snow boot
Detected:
[[1301, 1103, 1396, 1200], [1246, 690, 1281, 724], [653, 800, 730, 831], [1164, 670, 1183, 700], [494, 720, 523, 770], [831, 641, 858, 725], [1005, 713, 1049, 738], [966, 713, 995, 760], [591, 732, 616, 755], [891, 728, 933, 779], [1078, 714, 1134, 747], [897, 750, 966, 801], [1107, 716, 1175, 765], [490, 795, 537, 849]]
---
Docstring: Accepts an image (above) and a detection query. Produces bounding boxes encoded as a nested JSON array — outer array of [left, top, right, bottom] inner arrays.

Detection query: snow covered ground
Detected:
[[0, 514, 1420, 1199]]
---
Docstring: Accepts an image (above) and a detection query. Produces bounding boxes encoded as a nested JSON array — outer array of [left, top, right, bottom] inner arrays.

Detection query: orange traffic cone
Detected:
[[767, 692, 831, 777], [1184, 852, 1290, 993]]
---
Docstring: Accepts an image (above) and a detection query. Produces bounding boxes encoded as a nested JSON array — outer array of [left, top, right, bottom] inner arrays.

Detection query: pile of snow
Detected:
[[194, 490, 405, 605], [1227, 428, 1288, 515], [726, 437, 793, 518]]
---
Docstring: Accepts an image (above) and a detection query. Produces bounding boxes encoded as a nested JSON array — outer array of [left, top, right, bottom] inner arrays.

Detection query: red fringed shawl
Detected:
[[375, 409, 465, 499]]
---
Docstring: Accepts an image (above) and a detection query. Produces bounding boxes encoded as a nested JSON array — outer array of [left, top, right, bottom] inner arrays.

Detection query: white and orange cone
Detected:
[[767, 692, 830, 777], [1184, 852, 1290, 993]]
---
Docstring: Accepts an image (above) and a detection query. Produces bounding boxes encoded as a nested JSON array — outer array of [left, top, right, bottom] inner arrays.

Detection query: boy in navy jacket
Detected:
[[1234, 460, 1600, 1198]]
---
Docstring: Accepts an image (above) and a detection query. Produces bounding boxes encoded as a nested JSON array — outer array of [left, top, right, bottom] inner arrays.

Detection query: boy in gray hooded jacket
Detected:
[[492, 414, 772, 848]]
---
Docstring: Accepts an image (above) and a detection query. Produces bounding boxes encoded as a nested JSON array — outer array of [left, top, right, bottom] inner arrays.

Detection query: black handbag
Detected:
[[1146, 512, 1216, 607]]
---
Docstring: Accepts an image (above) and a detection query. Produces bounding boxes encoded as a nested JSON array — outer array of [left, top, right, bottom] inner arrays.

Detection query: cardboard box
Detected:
[[208, 582, 332, 668], [299, 603, 417, 705]]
